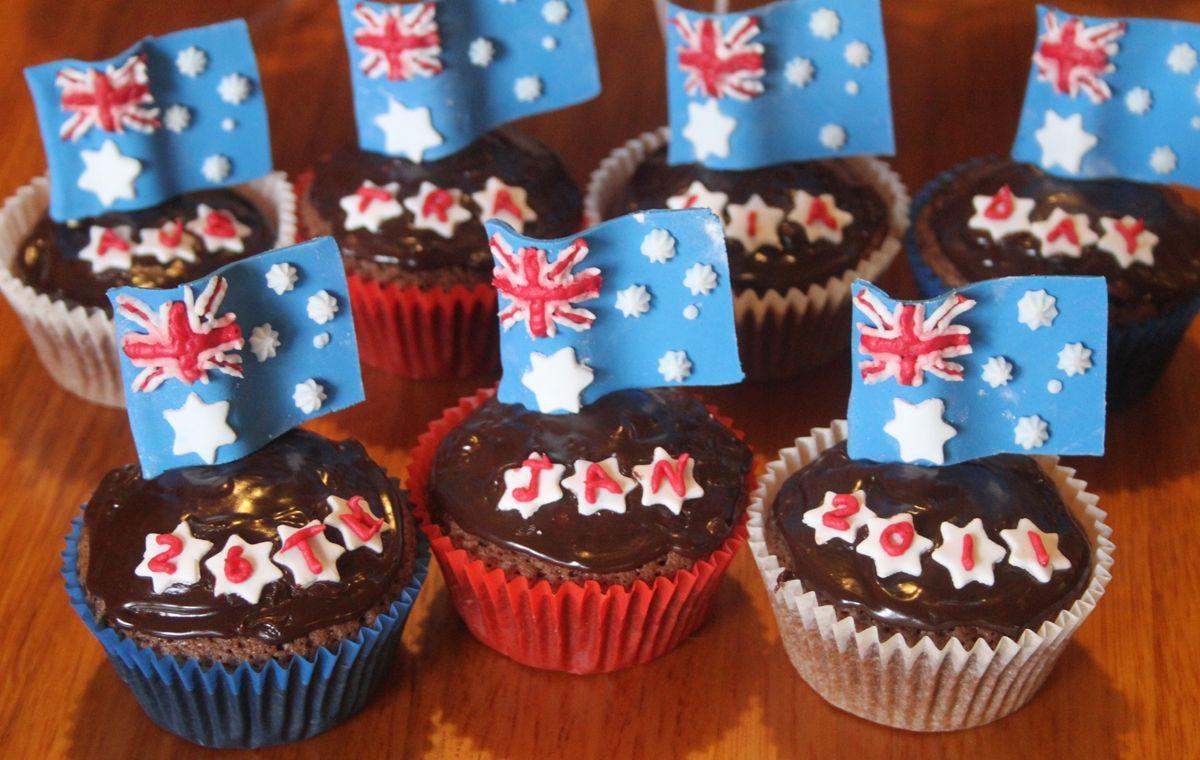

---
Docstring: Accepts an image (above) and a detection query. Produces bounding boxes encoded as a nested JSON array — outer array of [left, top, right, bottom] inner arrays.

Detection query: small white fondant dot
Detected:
[[1047, 379, 1063, 394], [683, 304, 699, 320]]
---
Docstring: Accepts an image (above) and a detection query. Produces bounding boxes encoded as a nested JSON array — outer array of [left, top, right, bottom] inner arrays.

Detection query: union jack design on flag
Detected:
[[1033, 11, 1126, 103], [672, 13, 765, 101], [115, 275, 244, 392], [352, 1, 443, 81], [490, 234, 602, 339], [55, 54, 160, 142], [855, 289, 976, 387]]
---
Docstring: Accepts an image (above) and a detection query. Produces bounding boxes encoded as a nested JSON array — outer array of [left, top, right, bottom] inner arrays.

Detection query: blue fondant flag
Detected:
[[337, 0, 600, 162], [25, 21, 272, 222], [847, 277, 1107, 467], [1013, 6, 1200, 187], [665, 0, 893, 170], [108, 238, 364, 478], [488, 210, 743, 414]]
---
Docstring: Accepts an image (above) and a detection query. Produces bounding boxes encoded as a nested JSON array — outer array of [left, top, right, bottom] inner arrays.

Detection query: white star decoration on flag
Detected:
[[134, 520, 214, 593], [163, 393, 237, 464], [176, 46, 207, 78], [1035, 110, 1097, 175], [374, 96, 443, 161], [274, 521, 345, 588], [134, 220, 195, 264], [249, 323, 280, 362], [325, 495, 391, 553], [1014, 414, 1049, 450], [266, 262, 298, 295], [632, 447, 704, 515], [725, 194, 784, 252], [801, 490, 875, 545], [785, 57, 815, 88], [514, 75, 543, 102], [1057, 342, 1093, 376], [340, 180, 402, 233], [404, 181, 471, 238], [683, 99, 736, 160], [1097, 216, 1157, 267], [497, 453, 567, 519], [1000, 518, 1071, 583], [293, 379, 327, 414], [217, 73, 252, 104], [666, 180, 729, 218], [79, 225, 134, 273], [640, 228, 678, 263], [78, 139, 141, 207], [930, 518, 1007, 589], [980, 356, 1014, 388], [855, 514, 934, 578], [809, 8, 840, 40], [205, 535, 282, 604], [658, 349, 693, 383], [1018, 289, 1059, 331], [683, 263, 717, 296], [1150, 146, 1177, 175], [307, 290, 339, 324], [201, 154, 232, 184], [1124, 87, 1152, 115], [1168, 43, 1197, 74], [471, 177, 537, 233], [819, 124, 847, 151], [561, 457, 636, 516], [522, 346, 594, 413], [614, 284, 651, 318], [883, 397, 957, 465]]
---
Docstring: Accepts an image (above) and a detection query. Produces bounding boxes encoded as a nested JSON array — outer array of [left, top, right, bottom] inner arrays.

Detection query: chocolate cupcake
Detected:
[[587, 129, 908, 379], [410, 387, 754, 673], [300, 129, 582, 379], [910, 156, 1200, 404], [65, 429, 427, 747], [748, 423, 1113, 731]]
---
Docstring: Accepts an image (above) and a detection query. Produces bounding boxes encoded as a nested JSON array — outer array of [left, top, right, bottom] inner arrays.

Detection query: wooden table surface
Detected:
[[1, 1, 1197, 757]]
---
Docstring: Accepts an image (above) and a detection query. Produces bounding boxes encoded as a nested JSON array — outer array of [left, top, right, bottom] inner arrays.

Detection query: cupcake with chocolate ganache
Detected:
[[65, 429, 426, 747], [748, 425, 1113, 731]]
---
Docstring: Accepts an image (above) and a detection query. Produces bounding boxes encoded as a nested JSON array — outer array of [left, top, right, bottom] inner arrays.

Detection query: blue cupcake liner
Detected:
[[62, 515, 429, 749], [906, 158, 1200, 407]]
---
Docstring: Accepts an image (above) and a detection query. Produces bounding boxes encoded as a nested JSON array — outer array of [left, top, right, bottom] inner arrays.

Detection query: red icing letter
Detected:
[[1113, 217, 1144, 253], [158, 219, 184, 247], [513, 455, 554, 503], [583, 462, 622, 505], [1028, 531, 1050, 567], [98, 228, 131, 256], [356, 184, 393, 212], [821, 493, 860, 531], [880, 522, 915, 557], [341, 495, 384, 542], [492, 188, 523, 220], [204, 209, 237, 238], [224, 546, 252, 583], [1046, 216, 1080, 245], [961, 534, 975, 571], [422, 188, 455, 222], [983, 185, 1015, 220], [806, 196, 838, 230], [281, 524, 327, 574], [147, 533, 183, 574], [650, 453, 692, 497]]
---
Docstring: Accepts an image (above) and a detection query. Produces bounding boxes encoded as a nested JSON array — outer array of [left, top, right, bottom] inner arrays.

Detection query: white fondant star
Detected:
[[340, 180, 402, 233], [683, 263, 717, 296], [844, 40, 871, 67], [819, 124, 847, 150], [1168, 43, 1198, 74], [632, 447, 704, 515], [374, 97, 443, 161], [497, 453, 567, 519], [163, 104, 191, 133], [325, 495, 391, 554], [274, 521, 345, 588], [788, 190, 853, 244], [562, 457, 636, 516], [134, 520, 214, 594], [931, 518, 1007, 589], [1125, 87, 1152, 115], [640, 228, 678, 263], [1000, 518, 1071, 583], [266, 262, 298, 295], [78, 139, 141, 207], [1035, 110, 1097, 175], [522, 347, 594, 413], [1031, 208, 1097, 257], [1057, 342, 1093, 376], [1018, 289, 1059, 331], [1014, 415, 1049, 450], [785, 57, 815, 88], [469, 37, 496, 67], [514, 75, 543, 102], [78, 225, 134, 273], [725, 194, 784, 252], [163, 393, 237, 465], [615, 284, 651, 318], [883, 397, 956, 465], [809, 8, 840, 39], [218, 73, 251, 104], [801, 490, 874, 545], [471, 177, 537, 233], [1150, 145, 1177, 175], [134, 220, 196, 264], [658, 350, 693, 383], [202, 154, 232, 183], [249, 323, 280, 362], [404, 181, 471, 238], [856, 514, 934, 578], [683, 99, 736, 161], [307, 290, 339, 324], [186, 204, 250, 253], [205, 535, 282, 604], [968, 186, 1035, 241], [176, 46, 207, 78], [666, 181, 729, 218], [293, 379, 327, 414], [981, 356, 1014, 388], [1097, 215, 1157, 268]]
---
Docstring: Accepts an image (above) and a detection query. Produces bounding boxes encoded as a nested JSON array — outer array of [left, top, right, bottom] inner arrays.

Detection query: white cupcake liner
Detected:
[[747, 420, 1114, 732], [584, 128, 909, 378], [0, 173, 297, 408]]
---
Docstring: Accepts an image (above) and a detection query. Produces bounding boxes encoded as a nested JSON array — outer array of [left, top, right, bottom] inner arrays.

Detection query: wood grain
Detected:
[[1, 1, 1198, 757]]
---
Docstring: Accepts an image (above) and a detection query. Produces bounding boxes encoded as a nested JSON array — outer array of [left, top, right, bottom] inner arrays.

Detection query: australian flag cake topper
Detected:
[[847, 276, 1107, 467], [336, 0, 601, 163], [664, 0, 894, 170], [108, 237, 365, 479], [1012, 5, 1200, 187], [488, 209, 743, 414], [25, 20, 272, 222]]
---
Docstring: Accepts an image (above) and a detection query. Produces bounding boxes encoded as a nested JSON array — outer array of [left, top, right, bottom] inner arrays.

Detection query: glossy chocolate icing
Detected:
[[918, 156, 1200, 324], [769, 443, 1091, 638], [82, 429, 410, 643], [14, 189, 274, 313], [610, 146, 891, 295], [306, 129, 582, 277], [429, 389, 753, 574]]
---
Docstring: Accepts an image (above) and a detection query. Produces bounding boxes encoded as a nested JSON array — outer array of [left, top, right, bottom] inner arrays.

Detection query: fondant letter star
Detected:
[[632, 447, 704, 515], [682, 99, 736, 161], [725, 194, 784, 252], [801, 490, 875, 544], [562, 457, 637, 516], [162, 393, 237, 464], [521, 347, 594, 413], [205, 535, 282, 604], [882, 397, 956, 465], [325, 495, 391, 553], [930, 518, 1007, 588], [855, 514, 934, 578], [78, 139, 141, 207], [497, 453, 567, 519], [274, 521, 346, 588], [1035, 110, 1097, 175], [374, 96, 443, 162], [1000, 518, 1071, 583], [134, 520, 214, 593]]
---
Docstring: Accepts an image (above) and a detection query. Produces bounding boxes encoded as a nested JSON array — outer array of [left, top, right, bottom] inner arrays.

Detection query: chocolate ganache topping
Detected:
[[917, 156, 1200, 324], [429, 389, 753, 574], [15, 189, 274, 313], [767, 443, 1092, 640], [610, 146, 891, 295], [307, 129, 581, 279], [82, 429, 411, 644]]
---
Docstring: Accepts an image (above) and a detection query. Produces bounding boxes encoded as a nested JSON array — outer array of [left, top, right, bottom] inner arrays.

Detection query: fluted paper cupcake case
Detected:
[[407, 387, 755, 674], [906, 158, 1200, 407], [584, 127, 909, 380], [747, 420, 1114, 732], [63, 515, 429, 748], [0, 173, 298, 408]]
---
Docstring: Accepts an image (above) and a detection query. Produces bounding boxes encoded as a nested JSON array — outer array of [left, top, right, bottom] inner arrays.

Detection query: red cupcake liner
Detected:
[[407, 388, 754, 674]]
